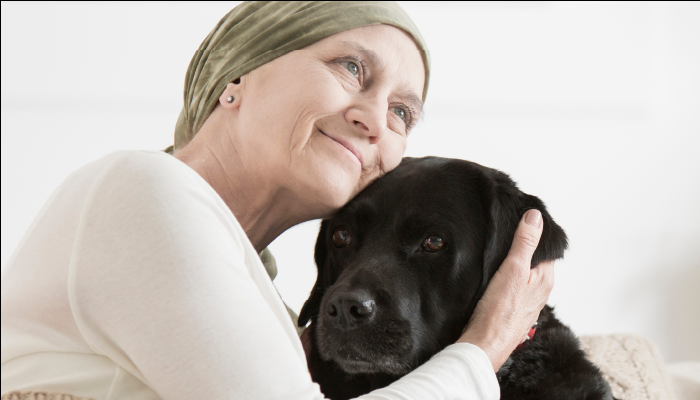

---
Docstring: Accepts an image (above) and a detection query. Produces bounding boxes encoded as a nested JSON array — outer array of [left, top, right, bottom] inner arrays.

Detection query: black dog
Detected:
[[299, 157, 613, 400]]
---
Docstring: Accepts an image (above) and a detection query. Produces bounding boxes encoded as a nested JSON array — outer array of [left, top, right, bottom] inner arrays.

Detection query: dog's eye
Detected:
[[422, 235, 445, 252], [332, 228, 351, 247]]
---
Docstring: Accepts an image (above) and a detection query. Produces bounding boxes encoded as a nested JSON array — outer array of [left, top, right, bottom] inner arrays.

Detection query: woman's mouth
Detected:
[[319, 129, 364, 167]]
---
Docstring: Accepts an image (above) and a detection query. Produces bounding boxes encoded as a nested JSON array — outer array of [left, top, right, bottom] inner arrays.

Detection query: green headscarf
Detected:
[[169, 1, 430, 153]]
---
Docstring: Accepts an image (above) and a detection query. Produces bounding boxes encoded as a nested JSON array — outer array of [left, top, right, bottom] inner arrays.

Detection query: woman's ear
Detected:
[[218, 79, 243, 109], [298, 220, 331, 327]]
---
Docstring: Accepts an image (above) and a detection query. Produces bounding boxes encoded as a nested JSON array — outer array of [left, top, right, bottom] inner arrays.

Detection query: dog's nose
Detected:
[[325, 290, 376, 331]]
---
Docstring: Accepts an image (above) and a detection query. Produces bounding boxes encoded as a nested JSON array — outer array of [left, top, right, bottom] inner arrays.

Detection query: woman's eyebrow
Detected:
[[401, 90, 423, 116], [340, 41, 423, 115], [340, 41, 383, 70]]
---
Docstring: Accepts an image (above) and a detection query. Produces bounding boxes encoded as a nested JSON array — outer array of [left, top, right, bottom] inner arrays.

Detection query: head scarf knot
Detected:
[[170, 1, 430, 152]]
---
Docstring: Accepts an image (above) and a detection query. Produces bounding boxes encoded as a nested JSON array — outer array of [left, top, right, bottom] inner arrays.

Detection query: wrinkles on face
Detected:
[[231, 25, 424, 216], [287, 105, 315, 165]]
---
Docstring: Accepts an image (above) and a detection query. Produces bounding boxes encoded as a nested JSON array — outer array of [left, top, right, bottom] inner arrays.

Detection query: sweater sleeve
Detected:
[[360, 343, 500, 400], [67, 151, 499, 400]]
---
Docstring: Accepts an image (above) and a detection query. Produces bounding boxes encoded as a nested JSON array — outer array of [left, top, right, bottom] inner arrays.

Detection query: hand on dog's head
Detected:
[[299, 157, 568, 377]]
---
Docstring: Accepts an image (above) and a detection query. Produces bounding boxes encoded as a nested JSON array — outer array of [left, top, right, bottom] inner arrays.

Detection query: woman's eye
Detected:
[[422, 235, 445, 252], [392, 107, 407, 122], [341, 61, 360, 78], [333, 228, 351, 247]]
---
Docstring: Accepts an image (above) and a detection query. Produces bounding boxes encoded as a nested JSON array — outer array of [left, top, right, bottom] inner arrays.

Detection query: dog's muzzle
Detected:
[[324, 289, 376, 331]]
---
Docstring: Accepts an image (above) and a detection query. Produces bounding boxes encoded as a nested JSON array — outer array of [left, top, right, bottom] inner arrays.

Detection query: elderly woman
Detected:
[[1, 2, 553, 400]]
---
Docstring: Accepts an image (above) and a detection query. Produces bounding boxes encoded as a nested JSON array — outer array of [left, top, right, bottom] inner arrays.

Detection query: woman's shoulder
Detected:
[[86, 149, 197, 183], [71, 149, 234, 232], [77, 150, 215, 201], [71, 149, 251, 259]]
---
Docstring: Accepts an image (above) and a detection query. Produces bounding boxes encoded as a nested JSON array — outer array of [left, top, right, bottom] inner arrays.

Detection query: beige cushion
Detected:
[[580, 334, 676, 400], [1, 392, 94, 400]]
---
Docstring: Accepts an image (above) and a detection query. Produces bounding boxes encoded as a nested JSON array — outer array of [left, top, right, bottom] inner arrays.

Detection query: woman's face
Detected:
[[233, 24, 425, 217]]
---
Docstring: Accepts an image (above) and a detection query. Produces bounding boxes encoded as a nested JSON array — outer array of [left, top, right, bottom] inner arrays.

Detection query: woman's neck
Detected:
[[174, 115, 313, 253]]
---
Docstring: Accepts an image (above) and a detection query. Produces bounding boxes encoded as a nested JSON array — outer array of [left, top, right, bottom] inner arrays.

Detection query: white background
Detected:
[[2, 2, 699, 363]]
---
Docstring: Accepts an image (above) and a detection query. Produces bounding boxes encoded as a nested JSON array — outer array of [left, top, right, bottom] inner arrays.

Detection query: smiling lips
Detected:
[[320, 129, 364, 167]]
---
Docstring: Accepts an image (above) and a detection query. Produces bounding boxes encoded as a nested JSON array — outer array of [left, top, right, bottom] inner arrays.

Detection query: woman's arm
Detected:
[[67, 151, 503, 400]]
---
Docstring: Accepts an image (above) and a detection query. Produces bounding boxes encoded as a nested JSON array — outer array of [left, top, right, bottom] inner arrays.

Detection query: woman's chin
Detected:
[[317, 185, 357, 216], [301, 170, 361, 217], [291, 137, 365, 216]]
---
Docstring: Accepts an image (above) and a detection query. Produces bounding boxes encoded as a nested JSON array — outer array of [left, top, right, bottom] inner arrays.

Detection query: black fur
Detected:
[[299, 157, 612, 400]]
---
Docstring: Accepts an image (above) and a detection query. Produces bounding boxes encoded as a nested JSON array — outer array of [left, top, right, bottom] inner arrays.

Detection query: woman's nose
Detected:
[[345, 96, 386, 145]]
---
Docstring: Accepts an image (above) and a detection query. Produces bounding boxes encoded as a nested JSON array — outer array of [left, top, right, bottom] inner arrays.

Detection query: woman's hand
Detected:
[[457, 209, 555, 372]]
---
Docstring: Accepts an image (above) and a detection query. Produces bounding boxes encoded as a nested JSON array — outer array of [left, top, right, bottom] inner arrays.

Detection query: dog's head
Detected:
[[299, 157, 568, 375]]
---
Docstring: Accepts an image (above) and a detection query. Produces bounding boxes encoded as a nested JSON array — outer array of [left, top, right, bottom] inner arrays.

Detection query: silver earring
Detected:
[[226, 96, 234, 103]]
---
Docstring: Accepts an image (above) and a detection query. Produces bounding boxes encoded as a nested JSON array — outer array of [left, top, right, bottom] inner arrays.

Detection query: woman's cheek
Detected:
[[296, 62, 349, 103], [356, 135, 405, 192], [380, 135, 407, 173]]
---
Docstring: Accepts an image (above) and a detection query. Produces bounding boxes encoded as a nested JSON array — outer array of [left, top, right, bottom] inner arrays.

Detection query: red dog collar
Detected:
[[514, 326, 538, 352]]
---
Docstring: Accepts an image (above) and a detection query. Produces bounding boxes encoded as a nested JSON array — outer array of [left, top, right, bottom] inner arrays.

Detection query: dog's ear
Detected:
[[481, 170, 568, 288], [298, 219, 330, 328]]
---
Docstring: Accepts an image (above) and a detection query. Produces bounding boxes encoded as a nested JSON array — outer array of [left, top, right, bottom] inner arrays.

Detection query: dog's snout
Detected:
[[325, 290, 376, 331]]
